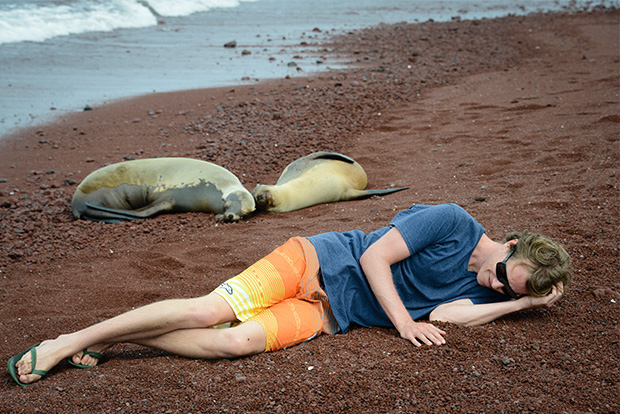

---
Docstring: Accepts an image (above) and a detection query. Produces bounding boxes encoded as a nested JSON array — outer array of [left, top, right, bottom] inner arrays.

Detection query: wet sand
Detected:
[[1, 8, 619, 414]]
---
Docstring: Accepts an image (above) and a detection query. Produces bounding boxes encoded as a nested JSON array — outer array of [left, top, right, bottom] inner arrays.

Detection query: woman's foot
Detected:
[[9, 340, 66, 385], [69, 344, 110, 368]]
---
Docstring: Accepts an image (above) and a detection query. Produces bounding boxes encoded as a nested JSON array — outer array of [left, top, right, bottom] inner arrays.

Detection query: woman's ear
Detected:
[[505, 239, 519, 249]]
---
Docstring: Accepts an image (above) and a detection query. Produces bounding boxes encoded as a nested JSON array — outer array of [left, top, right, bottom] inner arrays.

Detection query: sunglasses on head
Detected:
[[495, 249, 523, 299]]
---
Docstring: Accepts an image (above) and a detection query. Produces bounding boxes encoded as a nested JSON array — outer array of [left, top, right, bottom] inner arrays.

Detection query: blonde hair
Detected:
[[504, 230, 572, 297]]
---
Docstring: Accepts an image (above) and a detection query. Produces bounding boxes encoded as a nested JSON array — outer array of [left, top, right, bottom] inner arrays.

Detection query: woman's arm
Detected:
[[359, 227, 446, 347], [429, 283, 565, 326]]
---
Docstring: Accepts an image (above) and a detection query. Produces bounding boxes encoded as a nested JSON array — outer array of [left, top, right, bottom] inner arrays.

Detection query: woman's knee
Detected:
[[216, 323, 266, 358], [182, 294, 236, 327]]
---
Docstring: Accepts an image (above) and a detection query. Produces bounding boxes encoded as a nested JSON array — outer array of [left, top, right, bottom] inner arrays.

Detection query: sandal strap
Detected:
[[82, 349, 103, 360], [29, 347, 48, 376]]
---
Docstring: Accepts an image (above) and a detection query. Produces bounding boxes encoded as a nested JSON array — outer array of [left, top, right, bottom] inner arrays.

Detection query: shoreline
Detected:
[[2, 0, 614, 139], [1, 8, 619, 413]]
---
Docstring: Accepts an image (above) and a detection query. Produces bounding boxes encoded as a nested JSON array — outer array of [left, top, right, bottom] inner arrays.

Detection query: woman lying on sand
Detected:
[[8, 203, 571, 386]]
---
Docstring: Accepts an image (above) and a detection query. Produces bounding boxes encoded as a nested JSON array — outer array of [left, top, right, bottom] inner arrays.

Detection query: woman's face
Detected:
[[477, 246, 531, 297]]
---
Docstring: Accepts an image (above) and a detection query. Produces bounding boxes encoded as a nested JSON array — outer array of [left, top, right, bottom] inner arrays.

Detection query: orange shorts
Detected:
[[213, 237, 338, 352]]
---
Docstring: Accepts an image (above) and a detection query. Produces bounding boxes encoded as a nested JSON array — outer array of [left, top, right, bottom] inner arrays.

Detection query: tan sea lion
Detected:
[[251, 152, 408, 212], [72, 157, 255, 223]]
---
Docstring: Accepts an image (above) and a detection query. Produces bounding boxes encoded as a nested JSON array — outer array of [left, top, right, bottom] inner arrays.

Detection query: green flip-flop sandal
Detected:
[[7, 343, 48, 386], [67, 349, 103, 369]]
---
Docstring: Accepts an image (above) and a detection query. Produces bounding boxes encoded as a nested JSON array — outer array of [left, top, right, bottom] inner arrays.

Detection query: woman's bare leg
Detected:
[[14, 292, 236, 384], [70, 321, 267, 366], [134, 321, 266, 359]]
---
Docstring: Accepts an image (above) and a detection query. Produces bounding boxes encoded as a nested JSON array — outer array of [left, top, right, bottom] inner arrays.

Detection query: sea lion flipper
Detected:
[[82, 200, 175, 222], [82, 203, 149, 222], [310, 152, 355, 164], [349, 186, 409, 200], [276, 152, 356, 186]]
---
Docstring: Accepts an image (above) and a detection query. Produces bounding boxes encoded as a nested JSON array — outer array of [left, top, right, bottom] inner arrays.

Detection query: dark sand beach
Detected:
[[1, 7, 619, 413]]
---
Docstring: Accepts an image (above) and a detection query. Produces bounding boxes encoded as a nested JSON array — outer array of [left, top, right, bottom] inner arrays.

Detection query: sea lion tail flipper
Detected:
[[354, 186, 409, 199], [82, 201, 176, 222], [81, 203, 150, 222], [86, 199, 175, 220]]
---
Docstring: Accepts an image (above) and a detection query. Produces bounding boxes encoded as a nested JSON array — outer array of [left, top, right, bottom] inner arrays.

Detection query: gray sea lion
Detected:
[[72, 157, 255, 223], [251, 152, 408, 212]]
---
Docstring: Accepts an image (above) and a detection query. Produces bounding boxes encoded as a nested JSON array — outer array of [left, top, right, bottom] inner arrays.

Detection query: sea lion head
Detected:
[[251, 184, 277, 211], [218, 190, 256, 222]]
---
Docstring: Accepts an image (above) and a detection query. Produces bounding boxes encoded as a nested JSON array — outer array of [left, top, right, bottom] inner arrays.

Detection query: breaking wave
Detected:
[[0, 0, 260, 44]]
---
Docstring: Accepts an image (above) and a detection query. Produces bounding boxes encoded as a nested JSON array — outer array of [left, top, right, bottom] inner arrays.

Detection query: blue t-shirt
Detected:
[[307, 203, 508, 333]]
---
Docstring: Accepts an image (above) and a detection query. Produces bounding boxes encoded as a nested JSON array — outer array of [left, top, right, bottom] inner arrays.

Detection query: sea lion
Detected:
[[251, 152, 408, 212], [72, 157, 255, 223]]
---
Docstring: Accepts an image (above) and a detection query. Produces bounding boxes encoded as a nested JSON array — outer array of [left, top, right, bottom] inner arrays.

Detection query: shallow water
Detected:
[[0, 0, 615, 137]]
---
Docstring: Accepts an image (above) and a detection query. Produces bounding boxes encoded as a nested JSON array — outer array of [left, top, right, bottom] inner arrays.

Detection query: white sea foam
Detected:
[[0, 0, 260, 44], [147, 0, 259, 17]]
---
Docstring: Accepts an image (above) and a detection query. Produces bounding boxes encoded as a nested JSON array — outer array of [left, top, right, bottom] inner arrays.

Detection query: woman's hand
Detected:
[[522, 282, 564, 309], [398, 320, 446, 347]]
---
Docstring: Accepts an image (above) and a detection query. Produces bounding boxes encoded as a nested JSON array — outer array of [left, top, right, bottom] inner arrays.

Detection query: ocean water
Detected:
[[0, 0, 616, 137], [0, 0, 261, 44]]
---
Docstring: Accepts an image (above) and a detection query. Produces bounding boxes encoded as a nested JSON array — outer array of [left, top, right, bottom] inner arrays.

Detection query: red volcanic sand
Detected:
[[1, 9, 618, 414]]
